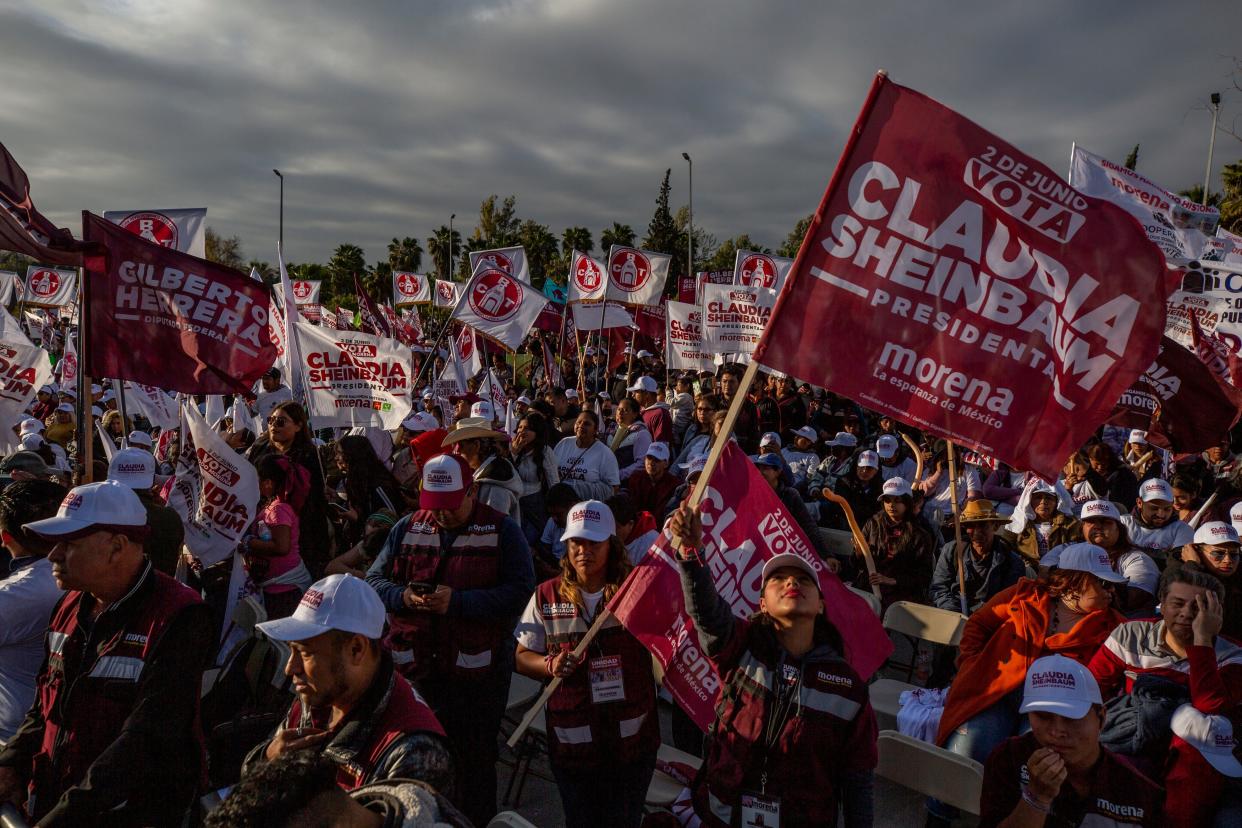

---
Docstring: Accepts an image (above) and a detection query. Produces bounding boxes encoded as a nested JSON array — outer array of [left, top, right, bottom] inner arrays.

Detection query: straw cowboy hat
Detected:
[[440, 417, 507, 446], [957, 499, 1010, 525]]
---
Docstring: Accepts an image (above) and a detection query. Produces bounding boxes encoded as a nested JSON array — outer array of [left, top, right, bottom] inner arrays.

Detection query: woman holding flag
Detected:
[[668, 503, 877, 827], [513, 499, 659, 828]]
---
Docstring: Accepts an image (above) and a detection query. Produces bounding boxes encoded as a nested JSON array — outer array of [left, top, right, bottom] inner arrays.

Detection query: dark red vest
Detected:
[[381, 502, 508, 682], [534, 579, 659, 766], [32, 567, 204, 813], [284, 670, 445, 791]]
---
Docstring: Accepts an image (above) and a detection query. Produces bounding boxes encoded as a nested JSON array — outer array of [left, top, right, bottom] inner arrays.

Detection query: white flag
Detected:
[[733, 250, 794, 296], [23, 266, 77, 307], [59, 332, 79, 388], [665, 300, 714, 372], [393, 271, 432, 306], [572, 301, 633, 331], [95, 420, 117, 462], [606, 245, 671, 308], [0, 339, 52, 449], [451, 266, 547, 351], [204, 394, 228, 427], [0, 306, 32, 347], [454, 325, 483, 378], [293, 320, 413, 429], [167, 402, 261, 568], [479, 368, 507, 426], [231, 395, 262, 436], [568, 250, 608, 303], [103, 208, 207, 258], [0, 270, 18, 305], [469, 245, 530, 283], [434, 279, 460, 308], [433, 337, 468, 429], [1068, 144, 1218, 263], [291, 280, 322, 305], [122, 382, 180, 430], [277, 244, 305, 401]]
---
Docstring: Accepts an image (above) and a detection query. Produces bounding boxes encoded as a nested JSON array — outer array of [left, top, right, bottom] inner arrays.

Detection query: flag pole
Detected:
[[75, 225, 95, 482], [945, 440, 969, 617]]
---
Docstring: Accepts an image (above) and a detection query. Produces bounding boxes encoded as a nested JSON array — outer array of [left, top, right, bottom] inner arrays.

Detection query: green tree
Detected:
[[327, 244, 366, 300], [642, 169, 681, 258], [519, 220, 560, 288], [1124, 144, 1140, 171], [363, 260, 391, 302], [474, 194, 521, 247], [1179, 185, 1223, 208], [777, 214, 813, 258], [387, 236, 423, 272], [599, 222, 636, 252], [205, 226, 245, 270], [674, 205, 717, 271], [247, 260, 276, 283], [1217, 160, 1242, 235], [427, 225, 461, 280], [703, 234, 770, 273], [561, 226, 593, 257]]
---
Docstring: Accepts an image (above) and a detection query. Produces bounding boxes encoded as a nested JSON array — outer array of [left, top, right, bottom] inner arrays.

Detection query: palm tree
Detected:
[[427, 226, 462, 280], [561, 226, 593, 256], [387, 236, 423, 272], [599, 222, 636, 253]]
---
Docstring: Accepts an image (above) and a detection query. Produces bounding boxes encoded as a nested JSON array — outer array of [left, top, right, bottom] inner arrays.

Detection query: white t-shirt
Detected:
[[0, 558, 63, 743], [554, 437, 621, 500], [1119, 515, 1195, 552], [255, 384, 294, 421], [1044, 544, 1160, 595], [514, 588, 605, 654]]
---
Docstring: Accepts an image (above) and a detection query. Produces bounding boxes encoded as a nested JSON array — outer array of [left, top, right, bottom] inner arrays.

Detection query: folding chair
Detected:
[[870, 601, 966, 730], [875, 730, 983, 815], [486, 811, 539, 828], [501, 706, 546, 807], [846, 585, 882, 617]]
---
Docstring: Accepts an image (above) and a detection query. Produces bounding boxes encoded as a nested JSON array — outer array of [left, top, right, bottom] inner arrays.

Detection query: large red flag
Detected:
[[0, 143, 95, 266], [610, 441, 891, 731], [753, 74, 1172, 479], [82, 212, 276, 394]]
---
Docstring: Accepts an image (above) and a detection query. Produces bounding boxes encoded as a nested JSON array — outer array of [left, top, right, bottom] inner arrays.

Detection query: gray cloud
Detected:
[[1, 0, 1239, 265]]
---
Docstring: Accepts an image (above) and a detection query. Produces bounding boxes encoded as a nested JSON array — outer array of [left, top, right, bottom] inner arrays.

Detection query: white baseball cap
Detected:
[[560, 500, 616, 542], [761, 553, 820, 587], [470, 401, 495, 421], [101, 390, 116, 403], [60, 388, 77, 399], [856, 450, 879, 469], [793, 426, 818, 443], [91, 406, 103, 417], [1019, 655, 1102, 720], [1057, 542, 1128, 583], [1128, 429, 1148, 445], [876, 434, 899, 459], [1080, 499, 1121, 522], [1194, 521, 1240, 547], [19, 434, 46, 451], [516, 395, 531, 406], [401, 411, 439, 433], [56, 402, 73, 413], [127, 430, 153, 448], [1231, 501, 1242, 534], [598, 391, 611, 401], [18, 417, 43, 436], [25, 480, 148, 540], [685, 453, 708, 478], [760, 432, 782, 448], [1139, 478, 1173, 503], [636, 349, 653, 359], [1171, 706, 1242, 778], [828, 431, 857, 448], [627, 376, 658, 394], [419, 454, 474, 511], [881, 477, 911, 498], [645, 442, 671, 462], [564, 388, 579, 400], [107, 448, 156, 490], [90, 383, 102, 395], [257, 574, 387, 642], [1029, 479, 1058, 498]]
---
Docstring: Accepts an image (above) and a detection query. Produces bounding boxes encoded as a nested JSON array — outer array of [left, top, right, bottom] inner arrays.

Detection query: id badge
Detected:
[[589, 654, 625, 703], [739, 792, 781, 828]]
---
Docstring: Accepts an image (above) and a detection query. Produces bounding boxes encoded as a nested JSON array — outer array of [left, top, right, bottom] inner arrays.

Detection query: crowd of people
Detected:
[[2, 319, 1242, 827]]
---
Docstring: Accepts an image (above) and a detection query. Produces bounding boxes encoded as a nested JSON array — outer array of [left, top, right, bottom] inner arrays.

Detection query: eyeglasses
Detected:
[[268, 416, 291, 426], [1205, 548, 1241, 562]]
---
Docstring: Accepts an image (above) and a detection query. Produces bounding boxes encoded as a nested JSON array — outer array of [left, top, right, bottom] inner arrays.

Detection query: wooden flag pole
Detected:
[[625, 325, 638, 382], [945, 440, 969, 617], [899, 432, 924, 484], [509, 358, 762, 747], [820, 489, 881, 599]]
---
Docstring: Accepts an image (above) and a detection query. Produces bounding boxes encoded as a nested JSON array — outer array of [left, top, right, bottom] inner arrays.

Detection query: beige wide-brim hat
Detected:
[[441, 418, 507, 446], [957, 499, 1010, 525]]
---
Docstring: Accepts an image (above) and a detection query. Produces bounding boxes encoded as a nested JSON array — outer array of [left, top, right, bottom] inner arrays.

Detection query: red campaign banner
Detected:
[[633, 303, 666, 340], [82, 212, 277, 394], [677, 273, 698, 304], [609, 441, 891, 731], [533, 301, 563, 333], [753, 75, 1172, 479]]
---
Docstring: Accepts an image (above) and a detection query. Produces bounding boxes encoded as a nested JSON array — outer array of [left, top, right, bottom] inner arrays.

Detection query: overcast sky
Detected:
[[2, 0, 1240, 267]]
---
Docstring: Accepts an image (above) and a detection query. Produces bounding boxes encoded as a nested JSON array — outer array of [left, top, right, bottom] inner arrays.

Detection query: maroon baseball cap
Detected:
[[419, 454, 474, 511]]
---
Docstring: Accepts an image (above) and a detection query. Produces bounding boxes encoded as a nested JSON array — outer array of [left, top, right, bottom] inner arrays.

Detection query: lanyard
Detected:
[[758, 653, 802, 793]]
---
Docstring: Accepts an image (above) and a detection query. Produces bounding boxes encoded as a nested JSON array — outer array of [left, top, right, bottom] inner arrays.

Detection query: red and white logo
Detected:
[[481, 251, 514, 274], [28, 269, 60, 297], [456, 327, 475, 359], [437, 281, 456, 302], [739, 254, 777, 289], [119, 211, 179, 249], [610, 250, 651, 293], [574, 256, 604, 292], [468, 269, 523, 322], [61, 351, 77, 380], [292, 281, 312, 300], [397, 273, 419, 297]]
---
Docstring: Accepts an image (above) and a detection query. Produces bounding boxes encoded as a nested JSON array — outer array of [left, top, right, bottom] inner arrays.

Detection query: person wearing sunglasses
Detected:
[[1172, 522, 1242, 641]]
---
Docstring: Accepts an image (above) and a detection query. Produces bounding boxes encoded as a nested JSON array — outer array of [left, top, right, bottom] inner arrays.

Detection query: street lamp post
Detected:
[[448, 213, 456, 280], [682, 152, 693, 286], [272, 169, 284, 250], [1203, 92, 1222, 207]]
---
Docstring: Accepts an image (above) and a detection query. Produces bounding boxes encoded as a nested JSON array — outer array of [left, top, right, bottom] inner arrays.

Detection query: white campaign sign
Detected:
[[469, 246, 530, 283], [123, 381, 181, 430], [665, 300, 714, 371], [104, 207, 207, 258], [1068, 145, 1218, 263], [0, 338, 52, 449], [167, 402, 260, 568], [451, 266, 547, 351], [23, 266, 77, 307], [700, 283, 776, 355], [1165, 260, 1242, 359], [607, 245, 671, 308], [571, 301, 633, 331], [733, 250, 794, 296], [294, 320, 412, 429], [393, 271, 432, 306]]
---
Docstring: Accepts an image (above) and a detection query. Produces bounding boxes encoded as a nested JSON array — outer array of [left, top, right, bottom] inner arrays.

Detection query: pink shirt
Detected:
[[259, 500, 302, 592]]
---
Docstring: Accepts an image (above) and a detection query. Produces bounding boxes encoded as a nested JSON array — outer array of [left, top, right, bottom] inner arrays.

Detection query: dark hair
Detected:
[[546, 482, 579, 510], [204, 751, 344, 828], [336, 435, 402, 517], [269, 401, 314, 449], [1169, 472, 1201, 497], [1158, 565, 1226, 604], [576, 409, 600, 430], [0, 479, 68, 556], [515, 412, 552, 458], [617, 397, 640, 417], [1085, 443, 1118, 471], [605, 492, 638, 526], [1042, 568, 1111, 603]]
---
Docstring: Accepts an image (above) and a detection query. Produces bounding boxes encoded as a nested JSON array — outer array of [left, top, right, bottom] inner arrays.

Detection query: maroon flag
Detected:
[[753, 74, 1172, 479], [335, 306, 357, 331], [81, 212, 276, 393], [1109, 336, 1242, 452], [532, 301, 562, 333], [354, 274, 391, 337], [542, 338, 562, 388], [0, 143, 95, 266]]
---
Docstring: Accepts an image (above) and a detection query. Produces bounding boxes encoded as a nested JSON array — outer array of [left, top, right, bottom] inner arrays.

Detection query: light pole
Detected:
[[448, 213, 456, 280], [1203, 92, 1222, 207], [272, 169, 284, 250], [682, 152, 693, 284]]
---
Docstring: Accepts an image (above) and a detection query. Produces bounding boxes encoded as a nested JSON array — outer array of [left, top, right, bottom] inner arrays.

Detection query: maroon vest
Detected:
[[32, 567, 204, 814], [285, 670, 445, 791], [534, 579, 659, 766], [381, 502, 508, 681]]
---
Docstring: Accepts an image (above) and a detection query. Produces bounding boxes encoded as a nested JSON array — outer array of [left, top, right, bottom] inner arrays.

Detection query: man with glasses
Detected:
[[0, 481, 213, 826]]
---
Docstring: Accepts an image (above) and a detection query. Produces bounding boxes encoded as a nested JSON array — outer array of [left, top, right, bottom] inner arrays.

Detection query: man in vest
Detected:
[[366, 454, 534, 825], [0, 480, 213, 826], [243, 574, 454, 795]]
